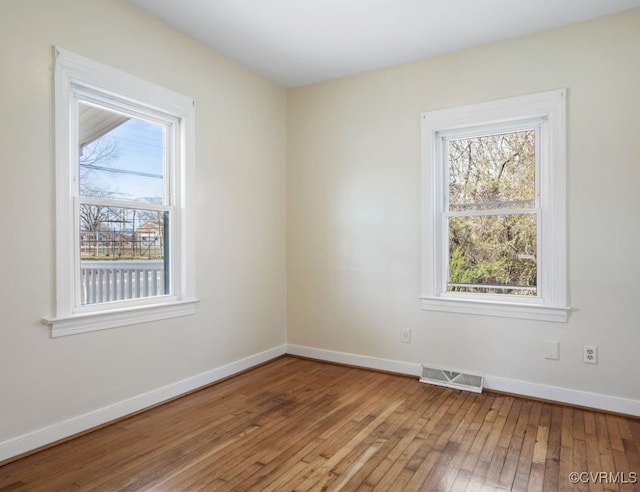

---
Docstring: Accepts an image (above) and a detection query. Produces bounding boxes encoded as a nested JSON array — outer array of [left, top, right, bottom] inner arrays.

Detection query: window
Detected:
[[420, 90, 569, 322], [43, 48, 198, 336]]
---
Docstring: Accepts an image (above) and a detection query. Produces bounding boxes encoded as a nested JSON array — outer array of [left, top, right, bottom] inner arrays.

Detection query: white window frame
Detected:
[[43, 48, 198, 337], [420, 90, 569, 322]]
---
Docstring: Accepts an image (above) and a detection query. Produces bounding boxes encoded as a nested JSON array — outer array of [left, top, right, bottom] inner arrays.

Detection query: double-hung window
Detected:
[[420, 90, 569, 322], [44, 48, 198, 336]]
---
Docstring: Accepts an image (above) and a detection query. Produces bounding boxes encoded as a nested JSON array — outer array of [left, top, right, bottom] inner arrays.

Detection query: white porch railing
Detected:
[[80, 260, 166, 304]]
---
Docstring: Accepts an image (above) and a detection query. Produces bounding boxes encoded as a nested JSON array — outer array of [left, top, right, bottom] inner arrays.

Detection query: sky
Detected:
[[80, 115, 165, 203]]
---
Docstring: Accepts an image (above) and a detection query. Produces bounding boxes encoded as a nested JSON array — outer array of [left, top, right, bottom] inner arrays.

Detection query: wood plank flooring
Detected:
[[1, 356, 639, 491]]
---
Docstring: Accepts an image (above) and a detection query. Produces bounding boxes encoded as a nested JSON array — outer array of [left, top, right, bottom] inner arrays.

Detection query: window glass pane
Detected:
[[79, 204, 168, 304], [78, 102, 165, 203], [448, 214, 537, 296], [448, 130, 535, 211]]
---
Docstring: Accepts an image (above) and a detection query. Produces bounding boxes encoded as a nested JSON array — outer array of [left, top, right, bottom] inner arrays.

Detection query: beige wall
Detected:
[[287, 10, 640, 400], [1, 0, 639, 458], [0, 0, 286, 443]]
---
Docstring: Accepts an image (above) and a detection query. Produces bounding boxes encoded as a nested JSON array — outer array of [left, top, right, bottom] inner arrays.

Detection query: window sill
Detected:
[[42, 298, 200, 337], [420, 296, 569, 322]]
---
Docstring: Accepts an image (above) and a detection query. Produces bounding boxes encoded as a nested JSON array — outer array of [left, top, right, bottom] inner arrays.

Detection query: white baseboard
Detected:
[[286, 344, 640, 417], [0, 345, 287, 463], [482, 375, 640, 417], [286, 344, 422, 377], [3, 342, 638, 463]]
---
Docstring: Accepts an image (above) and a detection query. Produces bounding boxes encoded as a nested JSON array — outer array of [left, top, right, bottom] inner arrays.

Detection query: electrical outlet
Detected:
[[401, 329, 411, 344], [583, 345, 597, 364]]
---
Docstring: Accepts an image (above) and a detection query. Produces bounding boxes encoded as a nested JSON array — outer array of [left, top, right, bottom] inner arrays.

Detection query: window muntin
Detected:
[[444, 128, 538, 297]]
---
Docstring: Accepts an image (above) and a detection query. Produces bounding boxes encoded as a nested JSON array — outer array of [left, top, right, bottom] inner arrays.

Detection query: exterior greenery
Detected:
[[447, 130, 537, 295]]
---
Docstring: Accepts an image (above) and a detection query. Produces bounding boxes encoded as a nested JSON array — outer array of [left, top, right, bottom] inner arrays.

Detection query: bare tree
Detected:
[[447, 130, 537, 294], [79, 137, 120, 257]]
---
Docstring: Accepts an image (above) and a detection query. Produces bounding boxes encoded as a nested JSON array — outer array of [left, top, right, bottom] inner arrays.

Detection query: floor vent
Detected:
[[419, 365, 484, 393]]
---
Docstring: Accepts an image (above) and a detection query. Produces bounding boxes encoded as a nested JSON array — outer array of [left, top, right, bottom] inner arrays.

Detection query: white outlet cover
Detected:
[[543, 340, 559, 360], [584, 345, 598, 364]]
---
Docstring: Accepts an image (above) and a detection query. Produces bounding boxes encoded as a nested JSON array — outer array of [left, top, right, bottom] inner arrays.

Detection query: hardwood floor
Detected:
[[1, 356, 639, 491]]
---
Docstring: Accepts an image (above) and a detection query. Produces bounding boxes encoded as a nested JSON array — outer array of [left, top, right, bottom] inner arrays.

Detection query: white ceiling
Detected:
[[125, 0, 640, 88]]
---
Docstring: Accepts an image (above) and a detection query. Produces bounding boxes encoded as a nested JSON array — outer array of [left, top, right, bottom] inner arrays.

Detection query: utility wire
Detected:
[[80, 163, 163, 179]]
